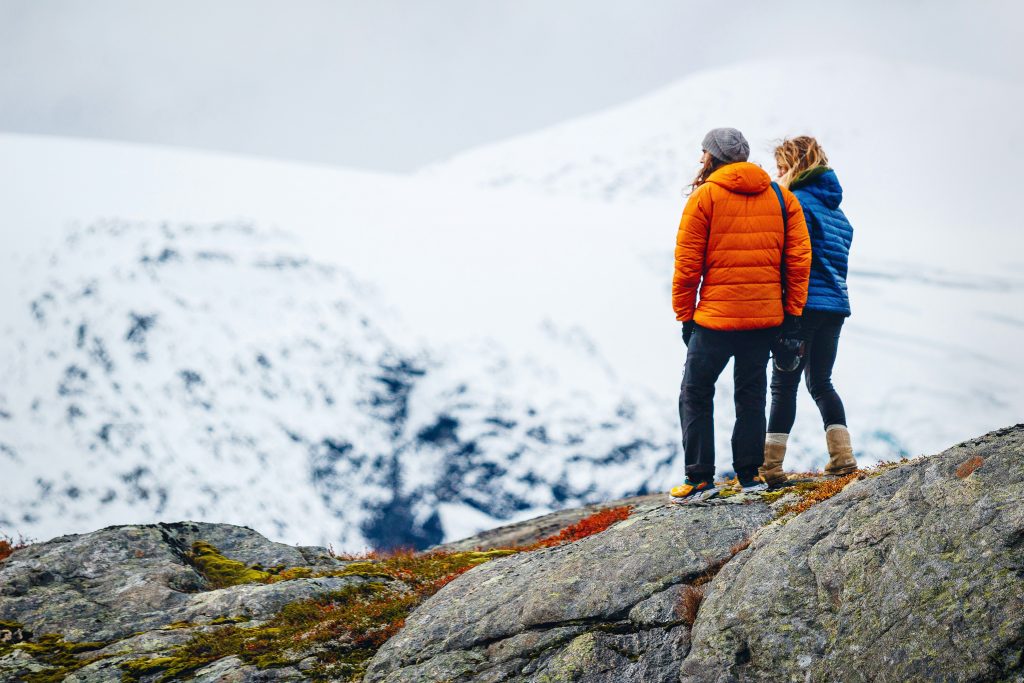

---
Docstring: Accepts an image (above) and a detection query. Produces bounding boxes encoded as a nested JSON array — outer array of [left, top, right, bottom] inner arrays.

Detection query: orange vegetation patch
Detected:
[[779, 471, 861, 516], [123, 505, 636, 681], [955, 455, 985, 479], [533, 505, 633, 548], [0, 534, 30, 563], [728, 537, 751, 556], [680, 585, 704, 626], [676, 535, 751, 626], [125, 547, 515, 681]]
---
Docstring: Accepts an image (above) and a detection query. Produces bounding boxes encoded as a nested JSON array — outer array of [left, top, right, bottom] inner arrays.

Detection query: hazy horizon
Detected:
[[1, 0, 1021, 172]]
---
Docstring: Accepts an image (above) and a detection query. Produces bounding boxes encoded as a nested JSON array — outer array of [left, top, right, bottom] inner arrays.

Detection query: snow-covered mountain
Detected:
[[0, 218, 675, 550], [2, 57, 1022, 550], [422, 57, 1024, 266]]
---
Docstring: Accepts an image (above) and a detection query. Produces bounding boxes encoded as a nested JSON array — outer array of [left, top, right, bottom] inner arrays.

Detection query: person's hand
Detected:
[[781, 314, 802, 338], [682, 320, 696, 347]]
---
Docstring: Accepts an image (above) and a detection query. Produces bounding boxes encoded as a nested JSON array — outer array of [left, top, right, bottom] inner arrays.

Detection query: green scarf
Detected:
[[789, 166, 830, 191]]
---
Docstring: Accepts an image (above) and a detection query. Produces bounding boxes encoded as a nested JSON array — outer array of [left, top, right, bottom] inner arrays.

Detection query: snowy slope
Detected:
[[0, 218, 676, 549], [0, 135, 682, 549], [422, 57, 1024, 265]]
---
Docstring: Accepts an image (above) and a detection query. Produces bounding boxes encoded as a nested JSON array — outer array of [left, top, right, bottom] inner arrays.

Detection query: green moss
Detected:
[[266, 565, 314, 582], [119, 548, 521, 681], [183, 540, 520, 590], [11, 518, 603, 681], [121, 654, 197, 682], [161, 620, 195, 630], [5, 633, 110, 683], [0, 620, 28, 658], [542, 632, 600, 680], [187, 541, 272, 588], [120, 583, 395, 681], [759, 489, 789, 504], [209, 615, 251, 625]]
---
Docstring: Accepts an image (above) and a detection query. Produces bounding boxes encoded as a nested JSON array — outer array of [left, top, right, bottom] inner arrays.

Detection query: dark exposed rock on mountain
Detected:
[[0, 221, 678, 552], [1, 425, 1022, 682]]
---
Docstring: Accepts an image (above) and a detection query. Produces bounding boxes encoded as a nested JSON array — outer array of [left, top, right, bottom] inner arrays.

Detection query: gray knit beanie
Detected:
[[702, 128, 750, 163]]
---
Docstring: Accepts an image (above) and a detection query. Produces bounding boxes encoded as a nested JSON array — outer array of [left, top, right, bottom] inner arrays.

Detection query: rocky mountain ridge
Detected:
[[1, 424, 1022, 682]]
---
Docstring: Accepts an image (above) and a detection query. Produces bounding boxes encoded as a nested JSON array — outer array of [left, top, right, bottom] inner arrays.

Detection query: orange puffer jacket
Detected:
[[673, 162, 811, 330]]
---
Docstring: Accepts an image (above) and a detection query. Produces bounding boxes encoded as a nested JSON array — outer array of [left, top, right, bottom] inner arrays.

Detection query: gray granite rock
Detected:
[[0, 521, 365, 681], [4, 426, 1024, 683], [682, 424, 1024, 683], [365, 497, 772, 682], [190, 655, 306, 682], [0, 521, 358, 642]]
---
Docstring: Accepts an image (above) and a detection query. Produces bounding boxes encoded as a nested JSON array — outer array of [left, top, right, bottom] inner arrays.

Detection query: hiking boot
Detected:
[[736, 476, 768, 493], [669, 478, 718, 504], [825, 425, 857, 476], [724, 473, 768, 494], [759, 434, 789, 488]]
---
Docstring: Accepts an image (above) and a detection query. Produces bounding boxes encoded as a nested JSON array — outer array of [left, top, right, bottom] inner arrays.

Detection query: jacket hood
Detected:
[[706, 162, 771, 195], [791, 167, 843, 210]]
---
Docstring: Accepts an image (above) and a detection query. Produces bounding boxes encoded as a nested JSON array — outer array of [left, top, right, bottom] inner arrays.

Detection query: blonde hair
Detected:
[[774, 136, 829, 188]]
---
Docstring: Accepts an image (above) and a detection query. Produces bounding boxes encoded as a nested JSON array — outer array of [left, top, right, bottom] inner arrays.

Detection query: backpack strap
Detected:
[[772, 182, 843, 291], [770, 182, 787, 230]]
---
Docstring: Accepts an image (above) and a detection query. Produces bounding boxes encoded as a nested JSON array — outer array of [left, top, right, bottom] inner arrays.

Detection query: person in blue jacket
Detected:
[[760, 136, 858, 486]]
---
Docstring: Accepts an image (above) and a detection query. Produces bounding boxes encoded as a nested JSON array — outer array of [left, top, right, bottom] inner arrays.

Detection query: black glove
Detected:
[[780, 314, 802, 340], [682, 320, 696, 347], [773, 315, 806, 372]]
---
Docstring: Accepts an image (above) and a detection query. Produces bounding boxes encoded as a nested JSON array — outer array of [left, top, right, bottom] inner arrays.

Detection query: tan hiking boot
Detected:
[[758, 434, 789, 487], [825, 425, 858, 476]]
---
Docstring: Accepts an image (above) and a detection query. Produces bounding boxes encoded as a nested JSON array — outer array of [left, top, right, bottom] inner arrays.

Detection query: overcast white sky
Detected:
[[1, 0, 1021, 171]]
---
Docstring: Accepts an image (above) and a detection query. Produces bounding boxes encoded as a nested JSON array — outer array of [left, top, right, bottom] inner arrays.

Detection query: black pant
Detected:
[[679, 325, 774, 482], [768, 310, 847, 433]]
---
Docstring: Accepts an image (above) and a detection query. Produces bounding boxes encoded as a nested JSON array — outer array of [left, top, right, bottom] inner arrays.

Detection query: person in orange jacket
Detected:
[[670, 127, 811, 502]]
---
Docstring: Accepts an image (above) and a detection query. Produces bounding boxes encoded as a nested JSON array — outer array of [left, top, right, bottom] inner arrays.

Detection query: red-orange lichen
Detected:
[[533, 505, 633, 548], [955, 455, 985, 479], [0, 534, 29, 564]]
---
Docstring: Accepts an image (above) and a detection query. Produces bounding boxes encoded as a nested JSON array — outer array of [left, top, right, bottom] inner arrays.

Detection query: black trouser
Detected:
[[768, 310, 847, 433], [679, 324, 774, 483]]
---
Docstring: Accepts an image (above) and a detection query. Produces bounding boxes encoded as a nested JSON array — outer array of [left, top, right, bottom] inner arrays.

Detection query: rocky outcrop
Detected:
[[367, 425, 1024, 682], [0, 522, 362, 681], [433, 494, 664, 552], [0, 522, 347, 643], [366, 498, 770, 682], [2, 426, 1022, 682], [682, 424, 1024, 682]]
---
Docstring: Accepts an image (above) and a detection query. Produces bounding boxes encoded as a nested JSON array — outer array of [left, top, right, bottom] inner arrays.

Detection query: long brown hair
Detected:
[[688, 153, 726, 194], [774, 136, 829, 188]]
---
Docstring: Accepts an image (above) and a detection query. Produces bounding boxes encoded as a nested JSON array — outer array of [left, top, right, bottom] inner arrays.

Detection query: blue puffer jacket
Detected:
[[790, 168, 853, 315]]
